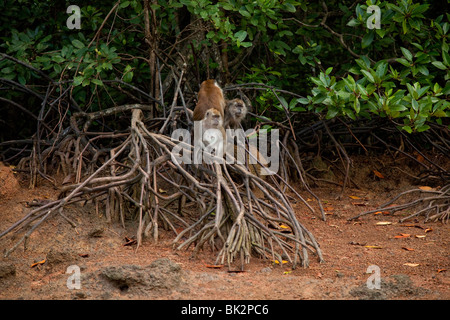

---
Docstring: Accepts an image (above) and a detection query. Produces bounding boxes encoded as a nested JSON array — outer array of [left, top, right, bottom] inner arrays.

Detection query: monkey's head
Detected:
[[200, 79, 221, 91], [227, 99, 246, 119], [204, 108, 223, 128]]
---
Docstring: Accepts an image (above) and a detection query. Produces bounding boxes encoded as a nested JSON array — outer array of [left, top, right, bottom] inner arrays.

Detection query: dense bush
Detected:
[[0, 0, 448, 137]]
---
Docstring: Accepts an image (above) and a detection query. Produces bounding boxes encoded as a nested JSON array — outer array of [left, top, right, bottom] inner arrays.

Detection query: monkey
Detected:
[[193, 108, 226, 164], [222, 98, 266, 177], [202, 108, 226, 149], [224, 98, 248, 129], [193, 79, 225, 122]]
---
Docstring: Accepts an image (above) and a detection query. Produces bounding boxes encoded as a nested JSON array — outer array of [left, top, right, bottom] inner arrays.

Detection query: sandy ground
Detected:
[[0, 158, 448, 301]]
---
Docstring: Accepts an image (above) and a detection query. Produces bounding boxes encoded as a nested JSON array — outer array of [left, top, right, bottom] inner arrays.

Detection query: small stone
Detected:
[[260, 267, 272, 273], [0, 262, 16, 279]]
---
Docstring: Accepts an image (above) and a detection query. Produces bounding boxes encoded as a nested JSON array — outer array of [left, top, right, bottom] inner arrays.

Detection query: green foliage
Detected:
[[304, 1, 449, 133], [0, 0, 147, 111], [176, 0, 449, 132], [0, 0, 448, 132]]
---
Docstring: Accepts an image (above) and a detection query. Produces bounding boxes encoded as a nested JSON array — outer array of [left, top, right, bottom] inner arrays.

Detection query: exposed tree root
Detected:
[[1, 107, 323, 269], [349, 184, 450, 223]]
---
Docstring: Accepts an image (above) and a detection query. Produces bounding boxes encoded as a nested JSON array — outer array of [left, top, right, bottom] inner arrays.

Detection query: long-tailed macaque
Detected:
[[193, 79, 225, 121], [224, 98, 248, 129], [201, 108, 226, 160], [192, 107, 226, 165]]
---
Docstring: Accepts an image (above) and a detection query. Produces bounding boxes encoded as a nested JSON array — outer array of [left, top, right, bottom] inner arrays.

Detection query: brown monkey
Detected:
[[193, 79, 225, 122], [193, 108, 226, 163], [224, 98, 248, 129], [201, 108, 226, 148]]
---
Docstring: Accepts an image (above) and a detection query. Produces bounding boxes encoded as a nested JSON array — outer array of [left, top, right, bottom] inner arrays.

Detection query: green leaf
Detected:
[[417, 86, 429, 98], [408, 18, 421, 31], [268, 22, 277, 30], [296, 97, 310, 105], [412, 4, 429, 15], [406, 83, 418, 100], [312, 93, 327, 104], [433, 110, 447, 117], [18, 74, 26, 85], [361, 70, 375, 83], [347, 18, 360, 27], [298, 55, 307, 64], [417, 65, 429, 76], [326, 107, 339, 119], [433, 83, 441, 94], [347, 74, 356, 86], [353, 98, 360, 113], [310, 77, 323, 86], [239, 7, 251, 18], [396, 58, 410, 67], [416, 124, 430, 132], [72, 39, 85, 49], [51, 55, 65, 63], [389, 105, 407, 112], [91, 79, 103, 86], [402, 126, 413, 133], [279, 30, 293, 37], [1, 67, 13, 74], [443, 51, 450, 66], [361, 32, 374, 48], [119, 1, 130, 8], [411, 42, 423, 51], [278, 96, 288, 110], [432, 61, 447, 70], [122, 70, 133, 83], [73, 76, 83, 86], [402, 19, 408, 34], [401, 47, 413, 62], [357, 83, 368, 96], [221, 2, 234, 10], [367, 100, 379, 112], [375, 62, 388, 79], [344, 108, 356, 120], [206, 31, 216, 39], [337, 91, 351, 100], [82, 78, 90, 87], [53, 64, 61, 74], [234, 30, 247, 42], [376, 29, 386, 38], [284, 3, 296, 13], [411, 99, 419, 112], [319, 72, 328, 86]]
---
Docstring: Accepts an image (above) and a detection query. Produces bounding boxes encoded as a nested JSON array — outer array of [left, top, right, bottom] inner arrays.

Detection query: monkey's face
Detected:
[[204, 110, 223, 128], [231, 102, 244, 118]]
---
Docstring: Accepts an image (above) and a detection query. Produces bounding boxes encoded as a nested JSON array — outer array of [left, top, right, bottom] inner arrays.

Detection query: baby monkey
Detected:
[[224, 98, 247, 129]]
